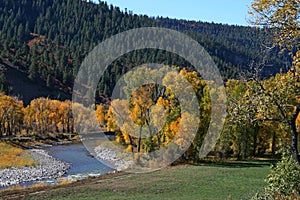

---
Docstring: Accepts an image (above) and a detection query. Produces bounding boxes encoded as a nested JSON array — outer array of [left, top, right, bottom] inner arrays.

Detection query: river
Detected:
[[44, 142, 113, 180], [0, 141, 114, 189]]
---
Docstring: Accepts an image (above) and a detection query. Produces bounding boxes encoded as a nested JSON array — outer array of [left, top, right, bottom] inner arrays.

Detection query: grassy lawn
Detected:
[[20, 161, 271, 200]]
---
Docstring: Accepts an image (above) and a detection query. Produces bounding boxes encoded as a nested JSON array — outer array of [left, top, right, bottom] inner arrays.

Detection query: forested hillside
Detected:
[[0, 0, 290, 104]]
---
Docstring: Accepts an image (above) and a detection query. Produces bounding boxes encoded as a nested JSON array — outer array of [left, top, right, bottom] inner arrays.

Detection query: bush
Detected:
[[251, 147, 300, 199], [252, 192, 299, 200], [266, 147, 300, 196]]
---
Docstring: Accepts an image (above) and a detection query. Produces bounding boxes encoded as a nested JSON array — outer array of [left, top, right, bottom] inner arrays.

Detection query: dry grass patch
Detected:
[[0, 142, 38, 169]]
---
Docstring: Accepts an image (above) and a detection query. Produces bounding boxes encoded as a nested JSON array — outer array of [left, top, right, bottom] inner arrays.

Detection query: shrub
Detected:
[[265, 147, 300, 196], [251, 147, 300, 199]]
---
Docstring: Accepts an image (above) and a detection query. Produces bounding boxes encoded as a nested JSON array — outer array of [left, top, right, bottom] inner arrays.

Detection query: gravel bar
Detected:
[[94, 146, 132, 171], [0, 149, 70, 188]]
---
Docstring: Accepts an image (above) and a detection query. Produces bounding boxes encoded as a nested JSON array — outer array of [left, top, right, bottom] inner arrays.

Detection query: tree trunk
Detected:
[[7, 122, 12, 136], [67, 118, 70, 133], [0, 121, 2, 137], [137, 126, 142, 153], [243, 138, 248, 159], [290, 107, 300, 166], [128, 134, 134, 154], [271, 131, 276, 156], [242, 125, 248, 159], [253, 127, 258, 157]]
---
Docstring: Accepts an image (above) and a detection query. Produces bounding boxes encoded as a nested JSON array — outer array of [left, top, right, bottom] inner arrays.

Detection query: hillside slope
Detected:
[[0, 0, 290, 102], [1, 60, 70, 104]]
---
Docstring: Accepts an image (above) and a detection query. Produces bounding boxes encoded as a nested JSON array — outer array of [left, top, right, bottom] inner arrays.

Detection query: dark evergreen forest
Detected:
[[0, 0, 290, 103]]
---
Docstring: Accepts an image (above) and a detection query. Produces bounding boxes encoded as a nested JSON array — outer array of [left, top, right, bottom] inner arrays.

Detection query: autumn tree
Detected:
[[226, 75, 297, 158], [0, 93, 24, 136], [224, 80, 254, 159], [24, 98, 74, 135], [105, 66, 205, 166], [72, 102, 94, 133], [249, 0, 300, 165], [0, 94, 75, 138], [25, 98, 51, 134], [249, 0, 300, 52], [95, 104, 105, 125]]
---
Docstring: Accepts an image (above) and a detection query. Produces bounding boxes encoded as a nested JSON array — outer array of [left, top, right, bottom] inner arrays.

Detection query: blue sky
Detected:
[[100, 0, 254, 26]]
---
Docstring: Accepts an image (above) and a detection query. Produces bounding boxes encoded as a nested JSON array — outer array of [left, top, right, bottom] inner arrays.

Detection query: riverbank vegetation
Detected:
[[0, 0, 297, 164], [0, 67, 298, 162], [0, 93, 74, 137], [0, 142, 37, 169]]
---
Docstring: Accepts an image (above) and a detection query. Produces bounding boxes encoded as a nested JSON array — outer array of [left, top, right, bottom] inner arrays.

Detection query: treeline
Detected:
[[0, 0, 290, 102], [0, 93, 74, 136], [0, 67, 299, 160], [95, 67, 299, 160]]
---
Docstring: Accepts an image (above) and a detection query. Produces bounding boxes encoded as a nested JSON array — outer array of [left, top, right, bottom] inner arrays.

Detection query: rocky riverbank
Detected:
[[0, 149, 70, 188], [94, 146, 132, 171]]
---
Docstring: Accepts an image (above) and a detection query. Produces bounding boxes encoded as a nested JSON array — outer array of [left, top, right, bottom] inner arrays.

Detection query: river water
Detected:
[[44, 142, 113, 180], [44, 143, 114, 182], [2, 141, 114, 189], [0, 135, 115, 190]]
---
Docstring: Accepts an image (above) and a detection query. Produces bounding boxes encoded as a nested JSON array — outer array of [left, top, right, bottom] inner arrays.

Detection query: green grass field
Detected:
[[17, 161, 272, 200]]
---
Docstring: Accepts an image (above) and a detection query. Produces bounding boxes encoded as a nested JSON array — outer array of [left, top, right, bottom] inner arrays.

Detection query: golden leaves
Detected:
[[249, 0, 300, 50], [102, 67, 203, 153]]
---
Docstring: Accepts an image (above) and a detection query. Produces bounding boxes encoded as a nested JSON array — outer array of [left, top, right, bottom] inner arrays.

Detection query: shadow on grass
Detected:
[[187, 159, 279, 168]]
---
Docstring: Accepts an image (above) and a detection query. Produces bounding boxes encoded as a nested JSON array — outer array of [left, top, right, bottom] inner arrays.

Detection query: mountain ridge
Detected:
[[0, 0, 290, 103]]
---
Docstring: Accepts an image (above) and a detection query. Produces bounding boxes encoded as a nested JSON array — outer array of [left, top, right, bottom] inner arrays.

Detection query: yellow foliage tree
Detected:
[[249, 0, 300, 165], [0, 93, 24, 136]]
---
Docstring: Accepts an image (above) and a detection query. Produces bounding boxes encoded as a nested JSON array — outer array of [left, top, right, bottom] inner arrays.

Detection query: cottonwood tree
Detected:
[[24, 98, 74, 134], [104, 66, 207, 164], [0, 93, 24, 136]]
